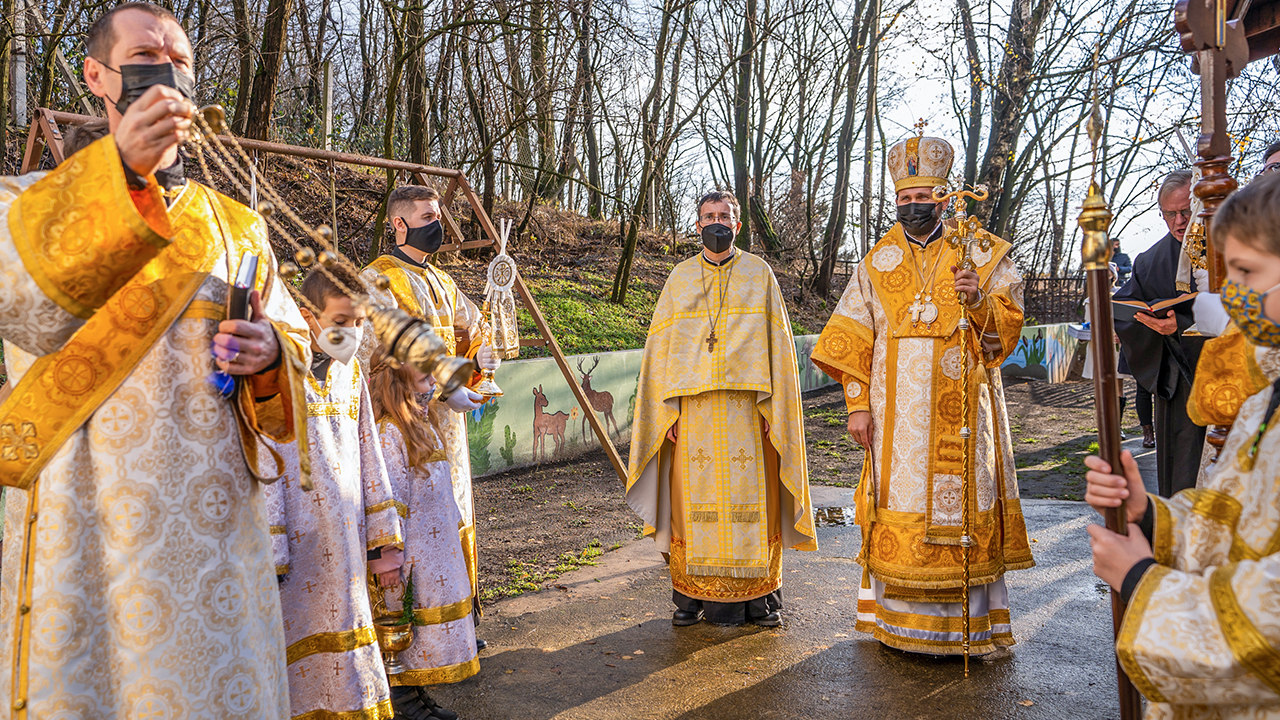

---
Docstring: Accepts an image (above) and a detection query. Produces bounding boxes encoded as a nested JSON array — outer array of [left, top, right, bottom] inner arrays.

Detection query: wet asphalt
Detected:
[[428, 435, 1157, 720]]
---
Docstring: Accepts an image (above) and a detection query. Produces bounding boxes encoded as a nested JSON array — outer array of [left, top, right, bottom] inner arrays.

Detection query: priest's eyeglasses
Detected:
[[1160, 208, 1192, 221], [700, 212, 735, 223]]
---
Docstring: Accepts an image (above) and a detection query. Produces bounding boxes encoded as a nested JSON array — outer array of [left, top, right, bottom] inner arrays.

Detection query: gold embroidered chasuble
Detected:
[[263, 358, 401, 720], [376, 420, 479, 686], [1187, 325, 1269, 428], [810, 224, 1034, 654], [626, 251, 816, 601], [0, 138, 312, 719], [1117, 342, 1280, 719], [358, 256, 485, 605]]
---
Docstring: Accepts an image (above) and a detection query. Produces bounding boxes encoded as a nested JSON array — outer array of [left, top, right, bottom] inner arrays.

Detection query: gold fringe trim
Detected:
[[388, 654, 480, 687], [1210, 563, 1280, 694], [868, 627, 1014, 656], [689, 510, 719, 523], [365, 499, 398, 516], [1152, 495, 1173, 566], [1116, 565, 1170, 704], [684, 563, 768, 579], [882, 585, 966, 603], [292, 698, 394, 720], [286, 625, 378, 665]]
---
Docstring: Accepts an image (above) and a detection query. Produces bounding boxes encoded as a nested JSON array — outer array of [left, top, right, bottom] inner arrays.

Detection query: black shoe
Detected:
[[672, 609, 704, 626], [1142, 425, 1156, 448], [390, 686, 435, 720], [416, 690, 458, 720], [475, 638, 488, 651], [750, 612, 782, 627]]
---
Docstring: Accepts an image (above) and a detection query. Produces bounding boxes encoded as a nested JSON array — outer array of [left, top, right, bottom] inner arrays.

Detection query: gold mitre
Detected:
[[888, 126, 954, 192]]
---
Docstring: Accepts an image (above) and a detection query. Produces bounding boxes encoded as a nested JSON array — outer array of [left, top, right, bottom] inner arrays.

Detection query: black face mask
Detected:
[[402, 219, 444, 254], [897, 202, 941, 237], [111, 63, 196, 116], [701, 223, 736, 254]]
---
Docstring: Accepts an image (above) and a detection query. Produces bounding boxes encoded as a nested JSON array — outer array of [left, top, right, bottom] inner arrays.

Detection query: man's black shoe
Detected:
[[416, 690, 458, 720], [475, 638, 488, 651], [672, 609, 704, 626], [750, 612, 782, 627], [390, 686, 435, 720]]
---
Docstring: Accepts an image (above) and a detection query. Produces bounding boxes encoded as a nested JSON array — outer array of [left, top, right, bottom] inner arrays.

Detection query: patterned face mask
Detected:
[[1222, 279, 1280, 347]]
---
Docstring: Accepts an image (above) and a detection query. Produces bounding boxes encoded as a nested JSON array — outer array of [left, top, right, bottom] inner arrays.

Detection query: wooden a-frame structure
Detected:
[[21, 108, 628, 482]]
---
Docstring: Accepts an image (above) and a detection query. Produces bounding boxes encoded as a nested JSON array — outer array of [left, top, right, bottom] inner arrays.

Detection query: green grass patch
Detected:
[[480, 540, 605, 603], [515, 272, 662, 356]]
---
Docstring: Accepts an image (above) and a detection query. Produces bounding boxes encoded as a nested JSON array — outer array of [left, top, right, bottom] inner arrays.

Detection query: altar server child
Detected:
[[369, 344, 479, 720], [263, 266, 404, 719]]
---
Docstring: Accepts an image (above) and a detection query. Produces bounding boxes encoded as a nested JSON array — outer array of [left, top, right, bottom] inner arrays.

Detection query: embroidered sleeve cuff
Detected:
[[1120, 557, 1158, 603], [842, 379, 869, 414]]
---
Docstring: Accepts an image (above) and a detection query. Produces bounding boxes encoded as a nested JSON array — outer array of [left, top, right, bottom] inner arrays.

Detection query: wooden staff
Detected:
[[1078, 110, 1144, 720]]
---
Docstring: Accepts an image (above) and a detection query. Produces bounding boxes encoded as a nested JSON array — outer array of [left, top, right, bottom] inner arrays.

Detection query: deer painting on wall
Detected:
[[576, 356, 620, 443], [532, 385, 568, 463]]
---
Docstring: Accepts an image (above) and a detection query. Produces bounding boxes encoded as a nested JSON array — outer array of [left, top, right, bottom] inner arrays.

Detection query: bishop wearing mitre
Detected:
[[626, 190, 815, 628], [811, 132, 1034, 655]]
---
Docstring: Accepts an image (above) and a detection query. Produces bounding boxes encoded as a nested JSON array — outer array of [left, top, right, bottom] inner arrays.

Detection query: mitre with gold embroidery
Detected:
[[888, 134, 954, 192]]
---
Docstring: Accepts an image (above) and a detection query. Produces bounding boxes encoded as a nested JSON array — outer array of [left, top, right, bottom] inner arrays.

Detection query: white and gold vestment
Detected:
[[1117, 342, 1280, 719], [264, 357, 401, 719], [376, 419, 478, 686], [0, 137, 310, 718], [811, 223, 1034, 655]]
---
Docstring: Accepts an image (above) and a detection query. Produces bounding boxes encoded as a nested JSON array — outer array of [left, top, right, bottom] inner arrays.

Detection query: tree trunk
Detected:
[[369, 3, 408, 263], [582, 14, 602, 219], [0, 0, 10, 171], [814, 5, 872, 298], [230, 0, 254, 134], [732, 0, 756, 248], [976, 0, 1049, 231], [461, 30, 495, 221], [406, 0, 429, 165], [529, 0, 558, 198], [244, 0, 292, 141]]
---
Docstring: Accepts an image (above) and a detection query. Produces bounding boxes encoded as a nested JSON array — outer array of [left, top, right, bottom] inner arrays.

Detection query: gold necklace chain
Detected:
[[907, 240, 947, 295], [699, 251, 736, 353]]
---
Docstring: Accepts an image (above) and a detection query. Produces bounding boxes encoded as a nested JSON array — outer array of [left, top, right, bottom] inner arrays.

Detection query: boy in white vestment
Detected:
[[265, 267, 404, 719]]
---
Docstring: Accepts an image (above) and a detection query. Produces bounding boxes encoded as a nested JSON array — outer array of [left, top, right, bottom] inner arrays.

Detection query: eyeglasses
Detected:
[[1160, 208, 1193, 221], [1256, 162, 1280, 179], [700, 213, 735, 224]]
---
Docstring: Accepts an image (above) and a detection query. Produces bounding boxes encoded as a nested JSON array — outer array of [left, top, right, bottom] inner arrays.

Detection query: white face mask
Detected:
[[316, 324, 363, 365]]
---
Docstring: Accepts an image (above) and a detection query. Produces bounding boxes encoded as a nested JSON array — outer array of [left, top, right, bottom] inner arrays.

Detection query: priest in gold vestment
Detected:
[[626, 191, 815, 627], [811, 134, 1034, 655], [357, 185, 502, 640], [0, 5, 308, 717]]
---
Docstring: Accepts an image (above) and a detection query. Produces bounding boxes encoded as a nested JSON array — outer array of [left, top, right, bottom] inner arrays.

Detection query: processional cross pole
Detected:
[[1078, 52, 1145, 720], [931, 181, 992, 679]]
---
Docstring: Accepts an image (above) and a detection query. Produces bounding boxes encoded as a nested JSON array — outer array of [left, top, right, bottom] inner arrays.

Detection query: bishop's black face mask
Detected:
[[110, 63, 196, 116], [897, 202, 942, 237], [701, 223, 736, 254], [402, 219, 444, 254]]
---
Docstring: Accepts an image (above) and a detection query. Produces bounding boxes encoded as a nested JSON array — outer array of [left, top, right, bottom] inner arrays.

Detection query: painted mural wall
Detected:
[[466, 336, 835, 477], [466, 325, 1078, 477], [999, 323, 1079, 383]]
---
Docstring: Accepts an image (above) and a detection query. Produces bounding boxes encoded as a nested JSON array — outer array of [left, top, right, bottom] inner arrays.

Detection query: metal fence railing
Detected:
[[1023, 276, 1085, 325]]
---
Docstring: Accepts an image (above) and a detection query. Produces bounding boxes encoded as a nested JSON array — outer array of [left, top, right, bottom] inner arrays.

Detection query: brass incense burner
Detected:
[[374, 616, 414, 675]]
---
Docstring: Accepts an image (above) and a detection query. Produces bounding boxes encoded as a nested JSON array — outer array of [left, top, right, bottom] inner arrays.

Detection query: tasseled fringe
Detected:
[[729, 510, 760, 523], [689, 510, 719, 523], [686, 564, 768, 579]]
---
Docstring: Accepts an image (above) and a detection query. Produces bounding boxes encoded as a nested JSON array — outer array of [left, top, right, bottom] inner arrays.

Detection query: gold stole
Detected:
[[366, 255, 460, 356], [0, 157, 273, 488]]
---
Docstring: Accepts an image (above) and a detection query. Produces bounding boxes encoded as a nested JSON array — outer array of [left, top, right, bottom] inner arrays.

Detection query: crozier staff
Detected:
[[811, 131, 1034, 656]]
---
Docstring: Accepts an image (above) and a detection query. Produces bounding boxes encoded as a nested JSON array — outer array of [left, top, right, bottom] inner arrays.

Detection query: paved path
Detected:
[[430, 486, 1134, 720]]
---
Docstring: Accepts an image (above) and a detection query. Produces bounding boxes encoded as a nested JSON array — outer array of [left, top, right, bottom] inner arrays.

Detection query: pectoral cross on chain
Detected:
[[706, 331, 718, 353], [909, 299, 923, 324]]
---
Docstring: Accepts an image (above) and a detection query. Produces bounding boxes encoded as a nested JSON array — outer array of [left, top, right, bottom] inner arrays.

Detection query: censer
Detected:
[[183, 105, 476, 398]]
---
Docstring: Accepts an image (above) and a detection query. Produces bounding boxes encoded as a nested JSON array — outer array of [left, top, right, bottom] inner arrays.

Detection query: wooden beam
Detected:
[[513, 270, 627, 482], [21, 109, 65, 173]]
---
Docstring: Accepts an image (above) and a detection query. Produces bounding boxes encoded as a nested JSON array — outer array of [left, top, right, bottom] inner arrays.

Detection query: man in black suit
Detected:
[[1113, 169, 1204, 497]]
